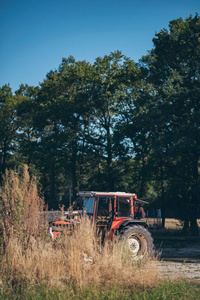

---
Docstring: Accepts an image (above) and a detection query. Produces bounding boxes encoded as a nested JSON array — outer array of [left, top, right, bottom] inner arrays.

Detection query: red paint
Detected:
[[52, 220, 70, 225], [111, 217, 131, 230]]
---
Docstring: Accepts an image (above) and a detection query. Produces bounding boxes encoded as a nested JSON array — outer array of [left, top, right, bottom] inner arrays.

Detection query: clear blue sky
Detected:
[[0, 0, 200, 93]]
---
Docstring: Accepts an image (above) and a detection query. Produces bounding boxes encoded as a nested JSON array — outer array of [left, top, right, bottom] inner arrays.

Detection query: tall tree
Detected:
[[0, 85, 26, 181], [141, 14, 200, 233], [35, 57, 95, 206], [88, 51, 140, 191], [15, 84, 40, 167]]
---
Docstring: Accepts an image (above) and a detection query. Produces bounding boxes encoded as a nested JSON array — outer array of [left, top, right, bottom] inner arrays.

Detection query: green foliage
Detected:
[[140, 14, 200, 232], [0, 14, 200, 226], [1, 280, 199, 300]]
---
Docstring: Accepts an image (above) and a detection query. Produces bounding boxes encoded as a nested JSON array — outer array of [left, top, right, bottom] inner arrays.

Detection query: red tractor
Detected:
[[49, 191, 154, 260]]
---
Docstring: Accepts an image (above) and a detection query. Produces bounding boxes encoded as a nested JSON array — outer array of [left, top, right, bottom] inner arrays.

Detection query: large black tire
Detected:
[[119, 225, 154, 260]]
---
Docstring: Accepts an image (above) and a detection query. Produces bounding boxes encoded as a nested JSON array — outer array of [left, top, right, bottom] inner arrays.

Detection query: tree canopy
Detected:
[[0, 14, 200, 234]]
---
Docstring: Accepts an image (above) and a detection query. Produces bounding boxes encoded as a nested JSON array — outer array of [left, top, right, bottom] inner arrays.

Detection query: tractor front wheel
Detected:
[[120, 225, 154, 260]]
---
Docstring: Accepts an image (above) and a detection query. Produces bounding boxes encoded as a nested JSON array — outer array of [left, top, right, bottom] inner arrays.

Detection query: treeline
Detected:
[[1, 15, 200, 233]]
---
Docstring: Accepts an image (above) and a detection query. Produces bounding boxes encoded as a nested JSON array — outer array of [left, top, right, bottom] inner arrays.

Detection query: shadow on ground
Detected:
[[152, 229, 200, 282]]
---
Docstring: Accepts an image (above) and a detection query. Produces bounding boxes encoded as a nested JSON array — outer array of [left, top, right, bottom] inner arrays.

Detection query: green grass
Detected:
[[1, 280, 200, 300]]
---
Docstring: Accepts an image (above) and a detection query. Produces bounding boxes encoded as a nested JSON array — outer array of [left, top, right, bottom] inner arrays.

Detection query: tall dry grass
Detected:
[[0, 166, 160, 291], [0, 165, 44, 248]]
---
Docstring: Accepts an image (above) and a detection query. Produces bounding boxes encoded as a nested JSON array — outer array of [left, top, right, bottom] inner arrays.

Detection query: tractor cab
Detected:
[[79, 191, 148, 240]]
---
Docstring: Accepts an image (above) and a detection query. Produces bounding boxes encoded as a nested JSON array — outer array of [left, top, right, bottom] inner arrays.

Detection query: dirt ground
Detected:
[[151, 222, 200, 283], [156, 247, 200, 283]]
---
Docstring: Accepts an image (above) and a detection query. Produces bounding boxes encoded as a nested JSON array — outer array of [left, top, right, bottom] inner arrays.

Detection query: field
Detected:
[[0, 168, 200, 299], [147, 218, 200, 286], [1, 227, 200, 300], [147, 218, 200, 230]]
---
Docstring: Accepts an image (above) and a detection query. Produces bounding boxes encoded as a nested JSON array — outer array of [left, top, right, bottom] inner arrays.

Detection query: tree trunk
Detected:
[[190, 216, 199, 235], [50, 168, 55, 209], [0, 140, 7, 184], [106, 124, 113, 191], [160, 165, 166, 228], [71, 140, 78, 202], [1, 140, 7, 172], [183, 218, 189, 233], [189, 186, 199, 235], [139, 155, 147, 198], [189, 151, 199, 235]]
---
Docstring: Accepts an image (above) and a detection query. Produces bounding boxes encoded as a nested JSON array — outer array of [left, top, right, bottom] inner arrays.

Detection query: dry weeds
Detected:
[[0, 166, 160, 291]]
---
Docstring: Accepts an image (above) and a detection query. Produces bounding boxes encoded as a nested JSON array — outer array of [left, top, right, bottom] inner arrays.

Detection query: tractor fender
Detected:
[[116, 219, 148, 234]]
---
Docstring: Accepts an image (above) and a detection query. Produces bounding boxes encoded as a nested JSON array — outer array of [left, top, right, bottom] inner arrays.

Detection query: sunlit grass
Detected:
[[1, 166, 199, 299], [0, 166, 159, 295]]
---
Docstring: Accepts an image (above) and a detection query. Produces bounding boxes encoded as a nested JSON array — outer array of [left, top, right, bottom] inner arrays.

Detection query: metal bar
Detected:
[[92, 196, 97, 230], [114, 195, 116, 219]]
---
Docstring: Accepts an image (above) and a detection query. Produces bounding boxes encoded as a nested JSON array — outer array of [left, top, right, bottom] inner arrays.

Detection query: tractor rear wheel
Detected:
[[120, 225, 154, 260]]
